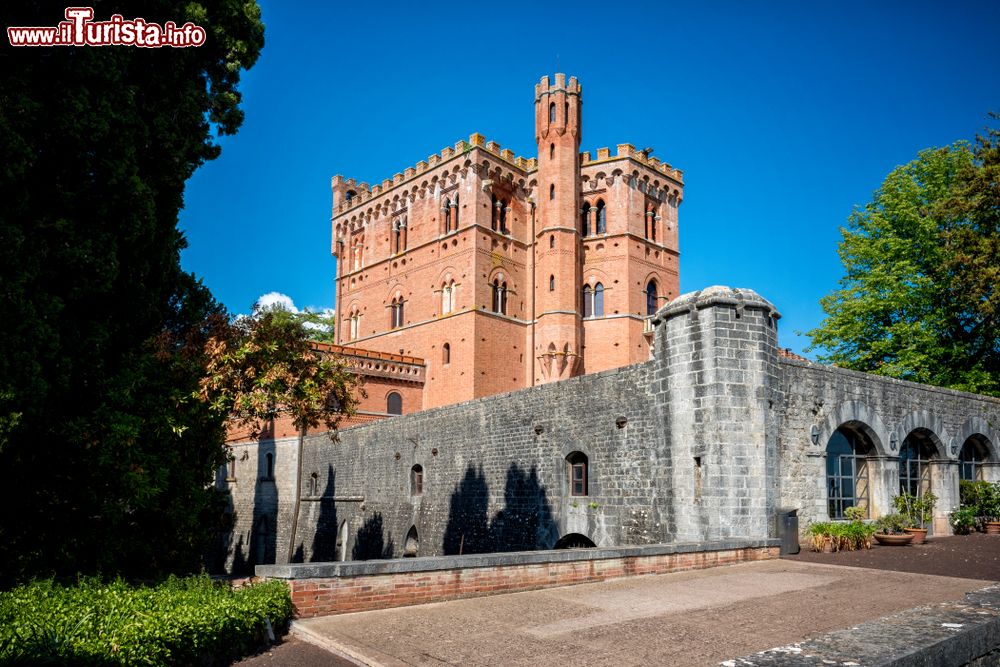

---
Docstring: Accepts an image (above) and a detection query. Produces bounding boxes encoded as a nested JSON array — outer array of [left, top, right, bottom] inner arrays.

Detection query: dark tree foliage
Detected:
[[0, 1, 265, 585], [808, 118, 1000, 396]]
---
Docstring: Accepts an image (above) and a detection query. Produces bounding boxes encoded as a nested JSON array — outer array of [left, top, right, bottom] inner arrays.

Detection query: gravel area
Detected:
[[783, 531, 1000, 580]]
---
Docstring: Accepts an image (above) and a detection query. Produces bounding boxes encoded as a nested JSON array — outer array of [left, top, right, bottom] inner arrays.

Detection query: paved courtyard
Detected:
[[289, 558, 991, 666]]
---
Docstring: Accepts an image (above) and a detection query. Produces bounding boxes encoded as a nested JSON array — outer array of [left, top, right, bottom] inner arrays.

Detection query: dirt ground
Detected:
[[784, 531, 1000, 580]]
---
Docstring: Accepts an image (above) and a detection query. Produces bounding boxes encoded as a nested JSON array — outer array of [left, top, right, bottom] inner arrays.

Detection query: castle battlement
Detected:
[[534, 73, 581, 99], [580, 144, 684, 183], [331, 133, 536, 217]]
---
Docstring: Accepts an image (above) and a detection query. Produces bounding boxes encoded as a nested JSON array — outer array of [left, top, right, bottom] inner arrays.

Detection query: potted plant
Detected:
[[808, 507, 876, 553], [893, 491, 936, 544], [873, 513, 913, 546], [983, 482, 1000, 534], [807, 521, 837, 553]]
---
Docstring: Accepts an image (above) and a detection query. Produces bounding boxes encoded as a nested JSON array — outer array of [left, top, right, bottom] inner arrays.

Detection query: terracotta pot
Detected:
[[986, 521, 1000, 535], [904, 527, 927, 545], [874, 533, 914, 546]]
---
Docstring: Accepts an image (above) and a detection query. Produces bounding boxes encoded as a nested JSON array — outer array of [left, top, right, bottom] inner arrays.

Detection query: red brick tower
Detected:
[[534, 74, 582, 383]]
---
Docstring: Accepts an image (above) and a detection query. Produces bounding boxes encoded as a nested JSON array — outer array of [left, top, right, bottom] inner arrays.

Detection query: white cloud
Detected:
[[255, 291, 298, 313]]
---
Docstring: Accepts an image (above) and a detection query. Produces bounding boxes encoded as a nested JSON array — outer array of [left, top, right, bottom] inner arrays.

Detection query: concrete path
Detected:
[[293, 559, 992, 666]]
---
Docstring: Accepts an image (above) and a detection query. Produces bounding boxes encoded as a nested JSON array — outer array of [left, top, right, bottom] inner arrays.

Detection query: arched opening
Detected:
[[345, 189, 357, 202], [582, 285, 592, 318], [441, 281, 455, 314], [959, 435, 991, 481], [549, 143, 555, 160], [403, 525, 419, 557], [411, 464, 423, 496], [549, 102, 555, 123], [646, 280, 658, 316], [899, 429, 938, 498], [387, 392, 402, 415], [595, 200, 606, 234], [549, 234, 555, 248], [826, 425, 876, 519], [453, 194, 460, 228], [442, 198, 451, 233], [554, 533, 596, 549], [549, 275, 555, 291], [580, 202, 591, 237], [593, 283, 604, 317], [549, 184, 555, 200], [442, 343, 450, 366], [491, 278, 507, 315], [566, 451, 588, 496]]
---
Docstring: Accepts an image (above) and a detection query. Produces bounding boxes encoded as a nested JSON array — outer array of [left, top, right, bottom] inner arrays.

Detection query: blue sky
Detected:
[[178, 0, 1000, 357]]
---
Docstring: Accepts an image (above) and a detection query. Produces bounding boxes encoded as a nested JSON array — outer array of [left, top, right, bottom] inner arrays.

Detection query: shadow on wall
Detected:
[[311, 465, 338, 562], [442, 463, 558, 555], [352, 512, 395, 560]]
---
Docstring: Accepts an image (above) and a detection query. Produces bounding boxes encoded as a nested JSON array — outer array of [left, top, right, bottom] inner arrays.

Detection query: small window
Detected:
[[549, 275, 555, 291], [550, 143, 555, 160], [387, 392, 403, 415], [567, 452, 588, 496], [228, 457, 237, 481], [582, 285, 592, 318], [646, 280, 658, 316], [309, 471, 319, 497], [491, 279, 507, 315], [442, 343, 450, 365], [453, 195, 460, 228], [595, 200, 606, 234], [549, 102, 555, 123], [411, 465, 423, 496], [549, 184, 555, 200], [594, 283, 604, 317], [580, 202, 591, 237], [549, 234, 555, 248], [390, 298, 404, 329]]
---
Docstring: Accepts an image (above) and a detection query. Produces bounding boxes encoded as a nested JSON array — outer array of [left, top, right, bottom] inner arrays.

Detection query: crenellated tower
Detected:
[[534, 73, 582, 383]]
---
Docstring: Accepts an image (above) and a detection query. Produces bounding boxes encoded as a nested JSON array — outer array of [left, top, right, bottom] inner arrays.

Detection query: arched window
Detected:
[[309, 471, 319, 496], [404, 525, 419, 557], [392, 220, 402, 254], [959, 436, 990, 481], [646, 280, 658, 316], [549, 184, 555, 200], [826, 427, 874, 519], [387, 392, 402, 415], [550, 143, 555, 160], [390, 297, 404, 329], [442, 198, 451, 233], [582, 283, 603, 318], [549, 275, 555, 291], [345, 189, 357, 203], [646, 204, 657, 241], [499, 198, 509, 234], [442, 343, 450, 365], [566, 452, 588, 496], [348, 308, 360, 340], [580, 202, 591, 237], [549, 234, 555, 248], [549, 102, 555, 123], [899, 430, 935, 497], [595, 200, 606, 234], [442, 280, 456, 315], [491, 277, 507, 315], [491, 193, 500, 231], [410, 465, 423, 496], [453, 195, 459, 229]]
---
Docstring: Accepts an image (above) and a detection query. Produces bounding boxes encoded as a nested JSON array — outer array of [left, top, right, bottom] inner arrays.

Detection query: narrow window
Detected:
[[500, 281, 508, 315], [442, 198, 451, 233], [442, 281, 454, 314], [492, 279, 501, 313], [567, 452, 588, 496], [549, 275, 555, 291], [400, 218, 407, 251], [549, 102, 555, 123], [596, 200, 606, 234], [453, 195, 460, 228], [549, 234, 555, 248], [265, 453, 273, 479], [392, 221, 401, 254], [550, 143, 555, 160], [646, 280, 658, 316], [228, 457, 237, 481], [550, 184, 555, 200], [580, 203, 591, 237], [594, 283, 604, 317], [499, 198, 508, 234], [309, 471, 319, 496], [442, 343, 450, 365], [582, 285, 593, 318], [491, 194, 500, 231], [387, 392, 403, 415], [411, 465, 423, 496]]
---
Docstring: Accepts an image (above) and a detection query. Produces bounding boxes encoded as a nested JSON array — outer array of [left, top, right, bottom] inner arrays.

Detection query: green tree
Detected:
[[253, 301, 338, 343], [808, 123, 1000, 396], [0, 2, 269, 584]]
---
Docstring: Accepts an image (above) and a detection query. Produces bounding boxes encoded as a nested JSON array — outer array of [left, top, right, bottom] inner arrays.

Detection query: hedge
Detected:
[[0, 575, 293, 665]]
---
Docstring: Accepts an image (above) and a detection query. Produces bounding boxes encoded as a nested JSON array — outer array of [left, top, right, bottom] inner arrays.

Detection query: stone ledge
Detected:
[[256, 538, 780, 579], [723, 583, 1000, 666]]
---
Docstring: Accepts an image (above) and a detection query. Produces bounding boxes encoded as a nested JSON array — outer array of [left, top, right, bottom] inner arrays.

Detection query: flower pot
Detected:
[[874, 533, 914, 546], [986, 521, 1000, 535], [904, 527, 927, 545]]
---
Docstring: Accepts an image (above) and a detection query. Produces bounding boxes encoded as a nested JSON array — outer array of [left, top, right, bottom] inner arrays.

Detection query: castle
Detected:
[[330, 74, 682, 412], [219, 75, 999, 581]]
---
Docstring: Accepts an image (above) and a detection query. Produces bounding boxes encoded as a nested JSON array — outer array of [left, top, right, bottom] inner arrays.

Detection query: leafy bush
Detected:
[[807, 507, 876, 552], [893, 491, 937, 529], [950, 505, 978, 534], [0, 575, 292, 665], [958, 480, 1000, 529]]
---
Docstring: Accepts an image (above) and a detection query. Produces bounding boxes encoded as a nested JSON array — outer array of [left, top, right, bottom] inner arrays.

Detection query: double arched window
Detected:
[[347, 306, 361, 340], [491, 277, 508, 315], [441, 279, 456, 315], [645, 203, 658, 241], [580, 200, 606, 236], [392, 217, 407, 254], [491, 194, 510, 234], [389, 296, 404, 329], [646, 280, 658, 316], [442, 195, 460, 234], [582, 283, 604, 318]]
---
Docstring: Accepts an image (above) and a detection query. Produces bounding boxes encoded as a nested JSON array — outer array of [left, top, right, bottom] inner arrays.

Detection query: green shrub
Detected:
[[875, 513, 910, 535], [807, 508, 876, 552], [950, 505, 978, 534], [893, 491, 937, 529], [0, 575, 292, 665]]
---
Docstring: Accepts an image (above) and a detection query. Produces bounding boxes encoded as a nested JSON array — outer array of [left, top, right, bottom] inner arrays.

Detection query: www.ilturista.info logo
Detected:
[[7, 7, 206, 47]]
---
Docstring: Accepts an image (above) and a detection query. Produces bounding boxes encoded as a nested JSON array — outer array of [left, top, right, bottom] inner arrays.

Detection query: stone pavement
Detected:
[[290, 559, 994, 666]]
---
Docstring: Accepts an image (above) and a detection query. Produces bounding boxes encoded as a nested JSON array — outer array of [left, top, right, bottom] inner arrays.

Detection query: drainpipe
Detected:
[[286, 426, 305, 563]]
